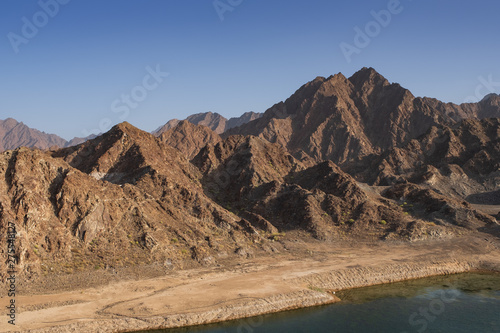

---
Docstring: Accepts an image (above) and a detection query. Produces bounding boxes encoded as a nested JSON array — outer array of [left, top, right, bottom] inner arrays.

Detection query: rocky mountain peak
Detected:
[[348, 67, 390, 89]]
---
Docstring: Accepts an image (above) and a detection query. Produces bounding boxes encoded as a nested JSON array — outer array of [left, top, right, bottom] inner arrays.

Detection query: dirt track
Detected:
[[1, 235, 499, 333]]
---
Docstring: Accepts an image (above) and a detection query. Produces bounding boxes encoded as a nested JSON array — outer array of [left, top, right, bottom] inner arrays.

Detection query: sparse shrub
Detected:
[[348, 219, 354, 223], [379, 220, 387, 225], [171, 238, 178, 244], [308, 285, 326, 293]]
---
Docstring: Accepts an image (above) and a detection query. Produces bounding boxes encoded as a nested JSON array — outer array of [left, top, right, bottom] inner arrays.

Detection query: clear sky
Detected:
[[1, 0, 499, 140]]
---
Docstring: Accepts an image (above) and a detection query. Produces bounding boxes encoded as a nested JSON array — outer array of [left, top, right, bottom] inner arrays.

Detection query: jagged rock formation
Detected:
[[154, 111, 262, 135], [0, 123, 262, 280], [352, 118, 500, 200], [192, 135, 460, 241], [226, 68, 500, 166]]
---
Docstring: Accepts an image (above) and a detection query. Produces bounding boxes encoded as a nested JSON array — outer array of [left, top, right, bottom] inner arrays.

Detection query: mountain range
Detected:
[[0, 112, 262, 152], [1, 67, 499, 282]]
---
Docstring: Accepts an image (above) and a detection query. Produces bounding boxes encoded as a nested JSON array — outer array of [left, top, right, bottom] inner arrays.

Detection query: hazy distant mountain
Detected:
[[154, 111, 262, 135], [0, 118, 67, 151], [65, 134, 99, 147]]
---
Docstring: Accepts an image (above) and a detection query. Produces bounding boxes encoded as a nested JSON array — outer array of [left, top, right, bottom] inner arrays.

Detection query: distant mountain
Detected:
[[0, 110, 260, 152], [226, 68, 500, 166], [65, 134, 99, 147], [0, 118, 101, 151], [154, 111, 262, 135], [0, 118, 67, 151]]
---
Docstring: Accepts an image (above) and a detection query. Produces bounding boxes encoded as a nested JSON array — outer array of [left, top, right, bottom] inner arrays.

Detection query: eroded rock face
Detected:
[[353, 118, 500, 201], [227, 68, 500, 166], [192, 135, 440, 241], [0, 124, 261, 281]]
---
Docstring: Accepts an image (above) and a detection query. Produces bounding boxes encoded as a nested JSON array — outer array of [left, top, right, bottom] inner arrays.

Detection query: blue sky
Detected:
[[1, 0, 499, 140]]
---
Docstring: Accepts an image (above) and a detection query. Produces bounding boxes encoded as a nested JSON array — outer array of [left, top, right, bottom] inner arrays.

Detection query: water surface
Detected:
[[136, 272, 500, 333]]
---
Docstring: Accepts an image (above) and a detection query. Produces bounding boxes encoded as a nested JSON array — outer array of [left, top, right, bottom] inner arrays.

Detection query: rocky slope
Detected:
[[353, 118, 500, 199], [159, 120, 222, 159], [0, 123, 262, 281], [192, 135, 484, 241], [226, 68, 500, 166], [154, 111, 262, 135]]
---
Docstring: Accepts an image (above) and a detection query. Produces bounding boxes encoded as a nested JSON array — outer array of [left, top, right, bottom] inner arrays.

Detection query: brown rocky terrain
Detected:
[[3, 120, 495, 287], [351, 118, 500, 203], [0, 68, 499, 332], [154, 111, 262, 135], [159, 120, 222, 159], [226, 68, 500, 166], [0, 123, 265, 285]]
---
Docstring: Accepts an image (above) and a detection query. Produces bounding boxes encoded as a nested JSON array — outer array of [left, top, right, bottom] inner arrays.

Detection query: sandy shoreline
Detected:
[[1, 236, 499, 333]]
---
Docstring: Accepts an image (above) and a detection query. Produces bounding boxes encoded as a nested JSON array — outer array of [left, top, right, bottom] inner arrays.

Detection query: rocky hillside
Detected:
[[352, 118, 500, 201], [154, 111, 262, 135], [226, 68, 500, 166], [159, 120, 222, 159], [0, 123, 263, 281], [1, 68, 499, 284]]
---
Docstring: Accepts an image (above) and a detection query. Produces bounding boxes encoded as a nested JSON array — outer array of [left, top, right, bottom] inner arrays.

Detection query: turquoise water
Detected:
[[136, 273, 500, 333]]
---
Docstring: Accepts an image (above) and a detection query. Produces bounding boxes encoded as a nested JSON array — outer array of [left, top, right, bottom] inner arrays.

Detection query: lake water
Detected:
[[136, 272, 500, 333]]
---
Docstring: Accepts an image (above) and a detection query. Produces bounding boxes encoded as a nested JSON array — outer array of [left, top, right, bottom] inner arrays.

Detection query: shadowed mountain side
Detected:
[[192, 135, 479, 241], [226, 68, 500, 166]]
